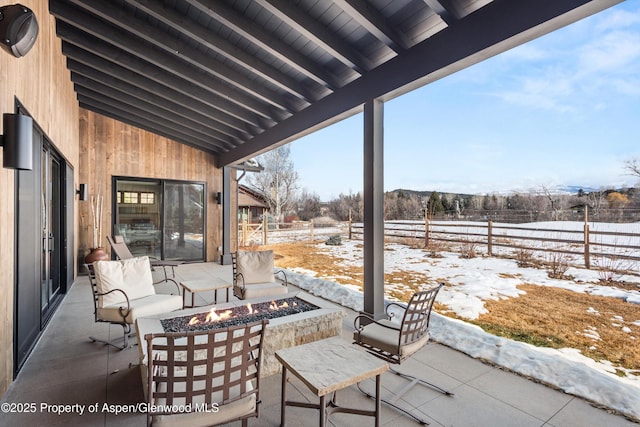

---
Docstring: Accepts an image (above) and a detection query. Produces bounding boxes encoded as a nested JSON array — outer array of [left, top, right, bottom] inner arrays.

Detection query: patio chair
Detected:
[[232, 250, 288, 300], [85, 256, 183, 350], [145, 319, 269, 427], [353, 284, 453, 424], [107, 234, 181, 293]]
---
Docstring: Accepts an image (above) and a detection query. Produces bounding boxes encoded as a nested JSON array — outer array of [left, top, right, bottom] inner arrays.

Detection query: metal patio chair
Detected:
[[86, 257, 183, 350], [353, 284, 453, 424], [145, 320, 268, 427], [232, 250, 288, 300], [107, 234, 182, 293]]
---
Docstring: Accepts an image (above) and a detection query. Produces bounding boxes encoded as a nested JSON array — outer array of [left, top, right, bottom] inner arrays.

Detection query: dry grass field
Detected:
[[260, 240, 640, 374]]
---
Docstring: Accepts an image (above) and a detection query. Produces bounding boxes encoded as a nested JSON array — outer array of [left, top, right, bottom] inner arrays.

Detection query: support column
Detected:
[[363, 98, 385, 318], [220, 166, 232, 265]]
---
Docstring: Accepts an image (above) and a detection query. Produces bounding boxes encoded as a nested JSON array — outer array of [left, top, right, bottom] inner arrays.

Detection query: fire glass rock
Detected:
[[161, 297, 319, 333]]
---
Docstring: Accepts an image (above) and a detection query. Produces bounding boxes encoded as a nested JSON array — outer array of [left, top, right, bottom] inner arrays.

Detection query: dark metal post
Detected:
[[363, 98, 385, 319], [220, 166, 232, 265]]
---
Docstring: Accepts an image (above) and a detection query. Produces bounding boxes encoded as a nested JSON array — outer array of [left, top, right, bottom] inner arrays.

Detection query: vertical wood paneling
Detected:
[[79, 110, 222, 264], [0, 1, 79, 396]]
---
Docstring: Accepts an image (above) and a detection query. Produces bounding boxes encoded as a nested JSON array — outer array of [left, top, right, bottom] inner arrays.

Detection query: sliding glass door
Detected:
[[113, 178, 205, 261], [164, 182, 205, 260], [41, 148, 63, 320]]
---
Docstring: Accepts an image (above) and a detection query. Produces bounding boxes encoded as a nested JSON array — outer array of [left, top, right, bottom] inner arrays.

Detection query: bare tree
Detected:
[[328, 192, 362, 221], [295, 190, 322, 221], [624, 158, 640, 180], [246, 145, 299, 227]]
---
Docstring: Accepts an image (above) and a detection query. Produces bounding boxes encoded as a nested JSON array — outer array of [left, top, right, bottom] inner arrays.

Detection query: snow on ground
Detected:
[[278, 233, 640, 420]]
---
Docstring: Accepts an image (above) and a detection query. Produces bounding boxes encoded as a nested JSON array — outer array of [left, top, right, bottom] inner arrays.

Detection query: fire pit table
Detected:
[[135, 291, 345, 397]]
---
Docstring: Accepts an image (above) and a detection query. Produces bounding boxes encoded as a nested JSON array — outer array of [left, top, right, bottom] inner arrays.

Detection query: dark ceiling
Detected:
[[49, 0, 620, 167]]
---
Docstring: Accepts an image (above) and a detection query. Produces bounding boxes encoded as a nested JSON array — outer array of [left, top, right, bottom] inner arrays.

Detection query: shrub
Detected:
[[459, 239, 478, 259], [515, 247, 536, 268], [325, 235, 342, 246], [545, 251, 571, 279]]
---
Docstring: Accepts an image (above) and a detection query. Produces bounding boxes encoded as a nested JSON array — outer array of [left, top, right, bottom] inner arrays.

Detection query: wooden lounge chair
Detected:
[[145, 320, 268, 426], [86, 256, 183, 350], [353, 284, 453, 424], [107, 234, 181, 293], [232, 250, 288, 300]]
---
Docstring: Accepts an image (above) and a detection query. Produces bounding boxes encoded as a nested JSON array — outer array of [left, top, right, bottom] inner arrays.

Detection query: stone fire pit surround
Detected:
[[136, 291, 345, 394]]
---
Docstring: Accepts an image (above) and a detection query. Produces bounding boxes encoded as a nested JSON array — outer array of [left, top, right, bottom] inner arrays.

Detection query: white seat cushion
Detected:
[[93, 256, 155, 307], [354, 319, 431, 359], [234, 282, 288, 300], [151, 365, 257, 426], [98, 294, 182, 324]]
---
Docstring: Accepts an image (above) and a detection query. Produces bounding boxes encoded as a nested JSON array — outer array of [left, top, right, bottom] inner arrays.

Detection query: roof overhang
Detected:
[[50, 0, 622, 168]]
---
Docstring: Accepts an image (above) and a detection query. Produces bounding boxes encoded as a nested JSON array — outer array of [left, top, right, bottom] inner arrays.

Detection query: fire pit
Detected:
[[136, 292, 345, 391], [161, 297, 319, 333]]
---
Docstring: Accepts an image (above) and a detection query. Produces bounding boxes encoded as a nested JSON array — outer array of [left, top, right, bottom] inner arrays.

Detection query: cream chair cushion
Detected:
[[93, 256, 155, 307], [236, 283, 288, 300], [236, 250, 275, 284], [97, 294, 183, 324], [151, 363, 257, 426], [354, 319, 431, 359]]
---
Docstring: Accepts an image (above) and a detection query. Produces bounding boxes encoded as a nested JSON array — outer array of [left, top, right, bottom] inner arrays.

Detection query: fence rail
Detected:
[[350, 220, 640, 269], [239, 219, 346, 246]]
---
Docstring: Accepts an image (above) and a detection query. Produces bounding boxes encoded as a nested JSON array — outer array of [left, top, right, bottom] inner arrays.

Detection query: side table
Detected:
[[179, 278, 232, 308], [275, 336, 389, 427]]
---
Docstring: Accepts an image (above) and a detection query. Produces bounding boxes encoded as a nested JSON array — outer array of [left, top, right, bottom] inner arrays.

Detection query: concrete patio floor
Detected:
[[1, 262, 637, 427]]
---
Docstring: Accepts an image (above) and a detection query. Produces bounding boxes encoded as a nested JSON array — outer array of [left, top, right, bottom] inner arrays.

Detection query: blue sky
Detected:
[[288, 2, 640, 201]]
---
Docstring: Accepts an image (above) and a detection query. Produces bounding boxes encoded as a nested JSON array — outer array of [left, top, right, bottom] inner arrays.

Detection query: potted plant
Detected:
[[84, 191, 109, 263]]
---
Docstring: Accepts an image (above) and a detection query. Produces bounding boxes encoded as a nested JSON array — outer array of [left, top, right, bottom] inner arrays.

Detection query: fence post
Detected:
[[424, 212, 430, 248], [263, 215, 268, 245], [242, 219, 247, 247], [310, 220, 314, 242], [487, 221, 493, 256], [348, 209, 352, 240], [584, 219, 590, 269]]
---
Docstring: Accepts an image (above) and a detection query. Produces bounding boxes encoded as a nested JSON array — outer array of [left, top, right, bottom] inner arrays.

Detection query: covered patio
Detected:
[[1, 262, 635, 427], [1, 1, 635, 425]]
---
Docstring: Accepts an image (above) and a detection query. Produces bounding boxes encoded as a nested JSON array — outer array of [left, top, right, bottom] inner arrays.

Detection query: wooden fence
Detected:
[[350, 220, 640, 269], [238, 219, 345, 246]]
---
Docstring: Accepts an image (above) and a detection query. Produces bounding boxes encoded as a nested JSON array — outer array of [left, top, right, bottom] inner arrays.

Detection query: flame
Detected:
[[204, 308, 232, 322], [187, 298, 296, 328]]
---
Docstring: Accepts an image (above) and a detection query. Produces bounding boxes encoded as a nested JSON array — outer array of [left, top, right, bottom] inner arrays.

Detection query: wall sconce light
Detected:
[[0, 113, 33, 170], [0, 4, 39, 58], [76, 183, 88, 201], [215, 192, 222, 204]]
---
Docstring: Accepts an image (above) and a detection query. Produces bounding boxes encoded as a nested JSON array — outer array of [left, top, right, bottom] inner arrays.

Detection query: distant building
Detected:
[[239, 185, 268, 223]]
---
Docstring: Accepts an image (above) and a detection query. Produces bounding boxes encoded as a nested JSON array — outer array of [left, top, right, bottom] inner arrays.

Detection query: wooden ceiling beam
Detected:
[[51, 0, 289, 121], [63, 47, 257, 139], [255, 0, 374, 73], [127, 0, 327, 103], [72, 73, 238, 149], [185, 0, 349, 90], [334, 0, 411, 51]]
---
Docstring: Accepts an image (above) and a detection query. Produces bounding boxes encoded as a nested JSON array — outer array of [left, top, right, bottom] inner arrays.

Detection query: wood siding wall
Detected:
[[0, 2, 79, 396], [78, 110, 222, 264]]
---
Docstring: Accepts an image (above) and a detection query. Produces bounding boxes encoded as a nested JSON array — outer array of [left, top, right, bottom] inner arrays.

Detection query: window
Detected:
[[114, 178, 205, 262], [123, 191, 138, 204], [140, 192, 155, 204]]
